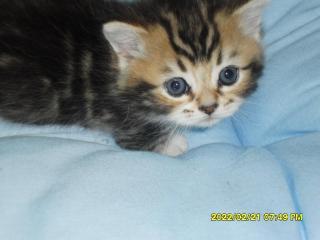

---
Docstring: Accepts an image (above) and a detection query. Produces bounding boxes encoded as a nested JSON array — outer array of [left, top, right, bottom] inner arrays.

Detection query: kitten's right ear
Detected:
[[103, 22, 147, 59]]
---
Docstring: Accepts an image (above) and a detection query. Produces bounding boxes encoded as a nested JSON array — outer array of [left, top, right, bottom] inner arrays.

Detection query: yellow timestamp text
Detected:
[[211, 213, 303, 222]]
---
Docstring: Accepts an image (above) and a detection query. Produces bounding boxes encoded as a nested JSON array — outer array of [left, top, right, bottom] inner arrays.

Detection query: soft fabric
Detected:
[[0, 0, 320, 239]]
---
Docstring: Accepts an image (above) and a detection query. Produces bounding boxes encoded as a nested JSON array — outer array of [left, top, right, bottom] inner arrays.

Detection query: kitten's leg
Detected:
[[113, 125, 188, 156], [155, 134, 188, 157]]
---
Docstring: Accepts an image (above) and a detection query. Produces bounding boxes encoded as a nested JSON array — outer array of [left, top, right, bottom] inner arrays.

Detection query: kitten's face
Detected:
[[104, 0, 266, 128]]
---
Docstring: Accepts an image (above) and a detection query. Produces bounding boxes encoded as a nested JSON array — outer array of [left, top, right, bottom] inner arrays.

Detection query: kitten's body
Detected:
[[0, 0, 267, 156]]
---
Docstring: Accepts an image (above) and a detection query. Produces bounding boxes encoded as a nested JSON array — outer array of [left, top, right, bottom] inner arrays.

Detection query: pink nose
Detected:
[[199, 104, 218, 115]]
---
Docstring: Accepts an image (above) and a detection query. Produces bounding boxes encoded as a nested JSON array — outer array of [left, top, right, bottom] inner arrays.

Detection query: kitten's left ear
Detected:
[[103, 21, 147, 59], [234, 0, 269, 40]]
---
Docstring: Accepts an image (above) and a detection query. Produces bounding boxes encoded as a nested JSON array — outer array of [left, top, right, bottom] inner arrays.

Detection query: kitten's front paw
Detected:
[[158, 135, 188, 157]]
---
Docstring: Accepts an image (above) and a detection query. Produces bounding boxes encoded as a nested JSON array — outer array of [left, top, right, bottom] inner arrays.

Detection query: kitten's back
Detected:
[[0, 0, 118, 124]]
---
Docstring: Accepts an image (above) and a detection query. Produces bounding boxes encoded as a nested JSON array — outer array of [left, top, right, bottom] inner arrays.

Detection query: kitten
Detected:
[[0, 0, 267, 156]]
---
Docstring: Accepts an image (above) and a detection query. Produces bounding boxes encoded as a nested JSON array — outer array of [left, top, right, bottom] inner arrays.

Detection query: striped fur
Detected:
[[0, 0, 267, 156]]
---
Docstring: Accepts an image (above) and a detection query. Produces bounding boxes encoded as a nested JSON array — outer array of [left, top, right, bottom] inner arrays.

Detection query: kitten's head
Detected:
[[103, 0, 267, 127]]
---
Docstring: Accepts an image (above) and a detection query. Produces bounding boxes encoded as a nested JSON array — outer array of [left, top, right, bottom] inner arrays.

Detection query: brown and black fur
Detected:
[[0, 0, 266, 154]]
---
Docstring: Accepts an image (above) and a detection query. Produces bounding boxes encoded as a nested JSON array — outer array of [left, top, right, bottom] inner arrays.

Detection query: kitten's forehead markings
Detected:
[[160, 13, 194, 59], [177, 59, 187, 72], [205, 24, 215, 58], [216, 48, 223, 65], [159, 9, 220, 64], [206, 23, 221, 60]]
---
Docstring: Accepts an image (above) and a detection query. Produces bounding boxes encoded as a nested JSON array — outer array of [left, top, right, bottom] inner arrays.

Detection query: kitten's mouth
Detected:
[[195, 116, 223, 127], [207, 115, 222, 121]]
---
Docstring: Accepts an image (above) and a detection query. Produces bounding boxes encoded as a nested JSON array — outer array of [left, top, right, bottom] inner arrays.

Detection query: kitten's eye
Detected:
[[219, 66, 239, 86], [165, 77, 189, 97]]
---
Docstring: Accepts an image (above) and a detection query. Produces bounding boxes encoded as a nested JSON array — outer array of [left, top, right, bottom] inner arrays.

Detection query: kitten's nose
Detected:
[[199, 103, 218, 115]]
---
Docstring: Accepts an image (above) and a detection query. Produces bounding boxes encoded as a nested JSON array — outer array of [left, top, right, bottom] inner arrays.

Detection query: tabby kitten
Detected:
[[0, 0, 267, 156]]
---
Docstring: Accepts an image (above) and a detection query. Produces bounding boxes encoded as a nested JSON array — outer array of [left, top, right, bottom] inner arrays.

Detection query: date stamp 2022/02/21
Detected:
[[211, 213, 304, 222]]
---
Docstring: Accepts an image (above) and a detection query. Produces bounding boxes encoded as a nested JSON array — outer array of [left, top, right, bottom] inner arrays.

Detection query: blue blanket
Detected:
[[1, 0, 320, 239]]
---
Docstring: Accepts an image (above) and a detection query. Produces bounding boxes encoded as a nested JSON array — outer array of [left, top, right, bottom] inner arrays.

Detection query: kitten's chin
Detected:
[[193, 117, 223, 128]]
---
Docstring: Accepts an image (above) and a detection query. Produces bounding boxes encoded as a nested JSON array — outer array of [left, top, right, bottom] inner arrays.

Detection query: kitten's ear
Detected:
[[103, 21, 147, 59], [233, 0, 269, 40]]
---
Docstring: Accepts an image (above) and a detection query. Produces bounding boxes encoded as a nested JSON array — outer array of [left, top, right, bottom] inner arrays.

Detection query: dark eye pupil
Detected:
[[171, 81, 181, 91], [165, 77, 189, 97], [224, 69, 235, 79], [219, 66, 239, 86]]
